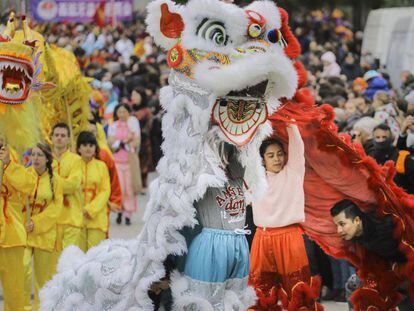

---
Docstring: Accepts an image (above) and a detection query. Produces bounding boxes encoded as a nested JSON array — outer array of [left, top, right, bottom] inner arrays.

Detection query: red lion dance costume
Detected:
[[270, 10, 414, 311]]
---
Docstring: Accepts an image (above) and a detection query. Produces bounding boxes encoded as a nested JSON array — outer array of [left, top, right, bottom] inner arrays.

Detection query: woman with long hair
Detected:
[[108, 104, 140, 225], [77, 131, 110, 251], [24, 143, 63, 310]]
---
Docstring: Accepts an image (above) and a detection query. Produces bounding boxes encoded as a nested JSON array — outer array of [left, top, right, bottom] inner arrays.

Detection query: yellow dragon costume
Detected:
[[0, 13, 91, 152]]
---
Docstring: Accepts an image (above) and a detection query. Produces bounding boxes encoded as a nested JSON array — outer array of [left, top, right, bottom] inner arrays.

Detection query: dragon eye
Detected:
[[268, 29, 287, 47], [197, 19, 228, 46], [248, 23, 262, 38]]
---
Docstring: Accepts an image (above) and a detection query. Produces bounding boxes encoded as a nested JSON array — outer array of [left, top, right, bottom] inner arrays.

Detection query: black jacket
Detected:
[[395, 134, 414, 194], [353, 213, 406, 264]]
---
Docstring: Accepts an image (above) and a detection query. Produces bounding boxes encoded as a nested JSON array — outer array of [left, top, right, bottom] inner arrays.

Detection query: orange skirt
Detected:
[[249, 225, 323, 311]]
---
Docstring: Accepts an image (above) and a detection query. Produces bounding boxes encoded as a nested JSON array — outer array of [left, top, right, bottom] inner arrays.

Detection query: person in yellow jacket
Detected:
[[24, 143, 63, 310], [51, 123, 83, 250], [77, 131, 110, 251], [0, 136, 36, 311]]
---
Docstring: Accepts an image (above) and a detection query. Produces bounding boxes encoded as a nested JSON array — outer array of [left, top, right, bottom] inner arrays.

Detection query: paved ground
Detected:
[[0, 175, 348, 310]]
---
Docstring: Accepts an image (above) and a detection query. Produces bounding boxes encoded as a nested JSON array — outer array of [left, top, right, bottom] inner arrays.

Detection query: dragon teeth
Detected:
[[0, 61, 30, 78]]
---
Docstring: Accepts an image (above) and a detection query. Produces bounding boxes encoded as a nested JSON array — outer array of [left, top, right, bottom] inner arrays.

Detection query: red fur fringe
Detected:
[[270, 98, 414, 310], [278, 8, 301, 59], [253, 277, 323, 311], [351, 287, 401, 311], [294, 61, 308, 89]]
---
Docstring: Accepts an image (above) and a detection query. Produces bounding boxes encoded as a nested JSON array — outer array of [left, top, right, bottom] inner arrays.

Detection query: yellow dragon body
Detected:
[[0, 14, 91, 152]]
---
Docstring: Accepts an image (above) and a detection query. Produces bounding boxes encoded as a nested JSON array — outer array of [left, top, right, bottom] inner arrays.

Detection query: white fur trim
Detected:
[[181, 0, 248, 53], [193, 45, 298, 99], [170, 271, 257, 311], [245, 0, 282, 32], [56, 245, 86, 272]]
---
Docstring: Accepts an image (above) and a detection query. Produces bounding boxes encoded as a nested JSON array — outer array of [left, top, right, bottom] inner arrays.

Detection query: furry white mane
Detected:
[[39, 1, 299, 310]]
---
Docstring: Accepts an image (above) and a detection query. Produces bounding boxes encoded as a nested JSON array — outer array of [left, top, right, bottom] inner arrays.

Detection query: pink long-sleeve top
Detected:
[[253, 125, 305, 228]]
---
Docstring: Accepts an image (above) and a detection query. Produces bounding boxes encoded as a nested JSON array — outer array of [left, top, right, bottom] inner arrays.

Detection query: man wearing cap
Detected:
[[363, 70, 390, 101]]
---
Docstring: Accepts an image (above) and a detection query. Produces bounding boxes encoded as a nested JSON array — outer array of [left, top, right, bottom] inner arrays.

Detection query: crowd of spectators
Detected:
[[27, 12, 168, 188], [2, 4, 414, 307], [290, 8, 414, 304]]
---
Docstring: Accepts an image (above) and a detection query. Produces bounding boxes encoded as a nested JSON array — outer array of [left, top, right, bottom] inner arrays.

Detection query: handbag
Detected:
[[128, 152, 143, 195]]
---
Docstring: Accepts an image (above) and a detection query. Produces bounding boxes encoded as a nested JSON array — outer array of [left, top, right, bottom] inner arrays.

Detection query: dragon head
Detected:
[[147, 0, 300, 146], [0, 14, 38, 105]]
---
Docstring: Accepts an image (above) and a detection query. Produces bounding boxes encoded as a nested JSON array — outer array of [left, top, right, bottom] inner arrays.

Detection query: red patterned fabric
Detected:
[[269, 92, 414, 310], [249, 225, 322, 310]]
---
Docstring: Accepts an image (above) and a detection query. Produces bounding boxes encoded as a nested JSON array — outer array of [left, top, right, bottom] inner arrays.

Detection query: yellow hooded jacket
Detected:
[[53, 150, 83, 228], [81, 158, 110, 232], [27, 168, 63, 252], [1, 159, 36, 247]]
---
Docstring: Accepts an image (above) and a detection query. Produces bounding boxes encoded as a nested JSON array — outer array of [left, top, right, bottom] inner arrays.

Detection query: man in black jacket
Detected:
[[331, 199, 412, 310], [331, 199, 405, 264]]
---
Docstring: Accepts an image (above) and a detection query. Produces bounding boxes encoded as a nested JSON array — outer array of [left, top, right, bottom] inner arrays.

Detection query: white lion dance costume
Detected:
[[40, 1, 414, 310], [40, 0, 299, 310]]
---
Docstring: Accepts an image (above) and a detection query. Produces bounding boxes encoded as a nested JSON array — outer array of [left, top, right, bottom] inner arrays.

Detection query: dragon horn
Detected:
[[3, 12, 16, 38], [21, 14, 30, 41]]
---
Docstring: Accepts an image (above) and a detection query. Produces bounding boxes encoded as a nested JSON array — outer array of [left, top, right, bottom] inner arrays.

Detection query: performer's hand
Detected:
[[351, 130, 362, 143], [150, 280, 170, 295], [83, 210, 92, 219], [108, 202, 121, 212], [25, 220, 34, 233], [401, 115, 414, 134], [0, 145, 10, 166]]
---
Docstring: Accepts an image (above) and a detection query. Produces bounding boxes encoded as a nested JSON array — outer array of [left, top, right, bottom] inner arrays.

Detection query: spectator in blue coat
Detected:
[[363, 70, 390, 101]]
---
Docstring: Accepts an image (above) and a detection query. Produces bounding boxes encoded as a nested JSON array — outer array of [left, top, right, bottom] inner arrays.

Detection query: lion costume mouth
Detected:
[[0, 56, 33, 104], [212, 80, 269, 146]]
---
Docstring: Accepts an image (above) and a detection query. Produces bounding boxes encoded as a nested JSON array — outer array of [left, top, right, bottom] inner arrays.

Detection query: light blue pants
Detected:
[[184, 228, 249, 283]]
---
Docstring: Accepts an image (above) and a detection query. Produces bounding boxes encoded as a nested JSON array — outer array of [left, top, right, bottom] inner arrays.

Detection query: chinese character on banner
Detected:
[[87, 2, 96, 17], [68, 2, 78, 17], [78, 2, 86, 16], [58, 2, 69, 17], [31, 0, 133, 22], [123, 2, 132, 16], [114, 2, 122, 16]]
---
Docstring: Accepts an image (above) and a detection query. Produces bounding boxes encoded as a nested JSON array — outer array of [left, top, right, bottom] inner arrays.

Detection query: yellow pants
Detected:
[[0, 247, 25, 311], [80, 228, 106, 252], [57, 224, 82, 251], [24, 247, 59, 311]]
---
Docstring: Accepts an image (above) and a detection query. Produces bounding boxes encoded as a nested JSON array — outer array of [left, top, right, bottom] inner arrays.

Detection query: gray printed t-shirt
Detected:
[[195, 159, 246, 231]]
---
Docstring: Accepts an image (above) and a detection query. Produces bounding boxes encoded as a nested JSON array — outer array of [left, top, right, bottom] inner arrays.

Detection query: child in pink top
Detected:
[[253, 124, 305, 228], [249, 124, 322, 311], [108, 104, 140, 225]]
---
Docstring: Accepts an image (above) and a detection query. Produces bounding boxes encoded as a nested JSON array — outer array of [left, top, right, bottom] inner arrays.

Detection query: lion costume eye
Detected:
[[197, 19, 228, 46]]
